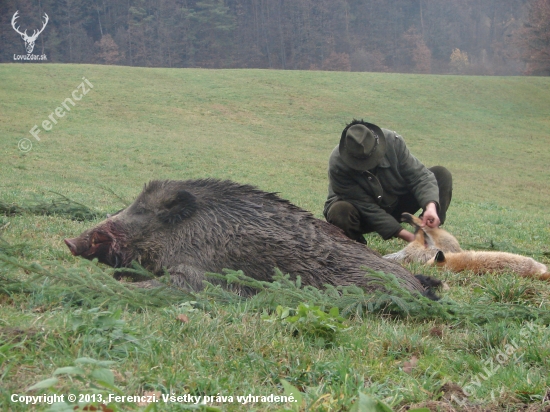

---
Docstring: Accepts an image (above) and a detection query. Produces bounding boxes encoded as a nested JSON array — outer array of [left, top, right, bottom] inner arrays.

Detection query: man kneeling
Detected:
[[324, 120, 452, 244]]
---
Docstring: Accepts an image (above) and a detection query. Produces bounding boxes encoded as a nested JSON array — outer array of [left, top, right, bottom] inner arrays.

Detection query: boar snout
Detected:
[[64, 237, 88, 256], [64, 228, 124, 267]]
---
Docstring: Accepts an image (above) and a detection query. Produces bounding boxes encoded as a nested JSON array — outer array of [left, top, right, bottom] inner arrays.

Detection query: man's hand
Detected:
[[397, 229, 415, 242], [422, 202, 440, 228]]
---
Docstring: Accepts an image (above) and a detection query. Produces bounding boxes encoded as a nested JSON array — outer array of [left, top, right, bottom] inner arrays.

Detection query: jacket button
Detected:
[[368, 177, 372, 181], [377, 196, 382, 199]]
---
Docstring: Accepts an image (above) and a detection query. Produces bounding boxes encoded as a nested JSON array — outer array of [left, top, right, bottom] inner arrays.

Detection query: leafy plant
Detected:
[[27, 357, 124, 412], [265, 303, 348, 346], [276, 379, 304, 412], [70, 308, 140, 360], [350, 392, 393, 412]]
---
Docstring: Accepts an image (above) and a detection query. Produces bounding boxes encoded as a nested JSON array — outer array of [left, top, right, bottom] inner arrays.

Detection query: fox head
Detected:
[[401, 212, 462, 253], [401, 212, 437, 248], [383, 213, 462, 264]]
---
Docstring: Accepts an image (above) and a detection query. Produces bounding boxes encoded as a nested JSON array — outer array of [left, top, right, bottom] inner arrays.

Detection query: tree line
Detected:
[[1, 0, 549, 75]]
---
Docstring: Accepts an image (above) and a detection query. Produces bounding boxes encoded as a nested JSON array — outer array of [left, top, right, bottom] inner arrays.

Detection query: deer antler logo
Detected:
[[11, 10, 49, 54]]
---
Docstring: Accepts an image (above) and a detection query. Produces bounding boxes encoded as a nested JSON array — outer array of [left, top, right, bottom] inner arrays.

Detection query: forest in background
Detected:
[[1, 0, 549, 75]]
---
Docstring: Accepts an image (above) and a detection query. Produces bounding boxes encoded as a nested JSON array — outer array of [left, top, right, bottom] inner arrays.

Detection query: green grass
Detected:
[[0, 64, 549, 411]]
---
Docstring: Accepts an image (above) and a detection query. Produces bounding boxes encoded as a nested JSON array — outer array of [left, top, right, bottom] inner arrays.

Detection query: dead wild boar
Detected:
[[65, 179, 437, 297]]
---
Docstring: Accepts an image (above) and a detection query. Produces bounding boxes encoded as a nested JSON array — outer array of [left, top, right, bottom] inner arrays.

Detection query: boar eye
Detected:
[[130, 201, 150, 215], [159, 190, 197, 224]]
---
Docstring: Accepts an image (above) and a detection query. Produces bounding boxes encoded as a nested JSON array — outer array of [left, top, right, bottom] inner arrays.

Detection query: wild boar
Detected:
[[65, 179, 438, 297]]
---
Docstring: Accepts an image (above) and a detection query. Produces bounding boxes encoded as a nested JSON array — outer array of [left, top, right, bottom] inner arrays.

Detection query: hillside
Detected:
[[0, 64, 549, 411]]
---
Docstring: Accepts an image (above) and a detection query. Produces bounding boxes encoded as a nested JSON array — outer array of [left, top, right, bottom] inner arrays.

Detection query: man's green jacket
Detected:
[[323, 128, 439, 240]]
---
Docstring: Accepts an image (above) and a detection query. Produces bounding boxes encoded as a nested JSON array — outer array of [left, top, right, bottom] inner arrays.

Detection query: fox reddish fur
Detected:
[[384, 213, 549, 280], [428, 250, 550, 280]]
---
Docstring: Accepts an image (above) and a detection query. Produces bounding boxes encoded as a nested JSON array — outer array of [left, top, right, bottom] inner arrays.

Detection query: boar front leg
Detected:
[[117, 264, 207, 291]]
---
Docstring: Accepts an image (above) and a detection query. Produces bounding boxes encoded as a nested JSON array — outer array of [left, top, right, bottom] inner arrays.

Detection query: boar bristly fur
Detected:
[[65, 179, 432, 297]]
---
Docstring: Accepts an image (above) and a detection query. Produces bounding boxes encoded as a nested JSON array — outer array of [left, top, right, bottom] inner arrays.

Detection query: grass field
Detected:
[[0, 64, 549, 411]]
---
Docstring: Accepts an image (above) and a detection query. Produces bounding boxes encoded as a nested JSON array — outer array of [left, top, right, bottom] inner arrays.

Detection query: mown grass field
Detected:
[[0, 64, 549, 411]]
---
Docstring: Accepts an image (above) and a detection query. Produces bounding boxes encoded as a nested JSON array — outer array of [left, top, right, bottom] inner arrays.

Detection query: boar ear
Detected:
[[434, 250, 446, 263], [159, 190, 197, 224]]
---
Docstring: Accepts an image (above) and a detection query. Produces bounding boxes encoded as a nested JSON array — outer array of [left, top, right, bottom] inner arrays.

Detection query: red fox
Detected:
[[428, 250, 550, 280], [383, 213, 462, 264], [383, 213, 549, 280]]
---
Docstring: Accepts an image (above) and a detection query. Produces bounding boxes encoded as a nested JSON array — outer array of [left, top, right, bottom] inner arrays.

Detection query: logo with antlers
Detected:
[[11, 10, 49, 54]]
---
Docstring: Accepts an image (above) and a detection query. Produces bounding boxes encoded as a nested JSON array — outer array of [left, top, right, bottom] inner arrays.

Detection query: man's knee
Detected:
[[429, 166, 452, 190], [326, 201, 361, 228], [326, 201, 364, 241], [429, 166, 453, 224]]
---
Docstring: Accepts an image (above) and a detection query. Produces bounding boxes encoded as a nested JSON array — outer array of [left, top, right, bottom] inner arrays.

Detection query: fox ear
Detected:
[[159, 190, 197, 223], [434, 250, 446, 263], [401, 213, 414, 223], [401, 212, 423, 229]]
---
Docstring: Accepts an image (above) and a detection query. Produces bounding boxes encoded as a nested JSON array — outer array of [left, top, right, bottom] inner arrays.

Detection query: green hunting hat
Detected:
[[339, 122, 386, 171]]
